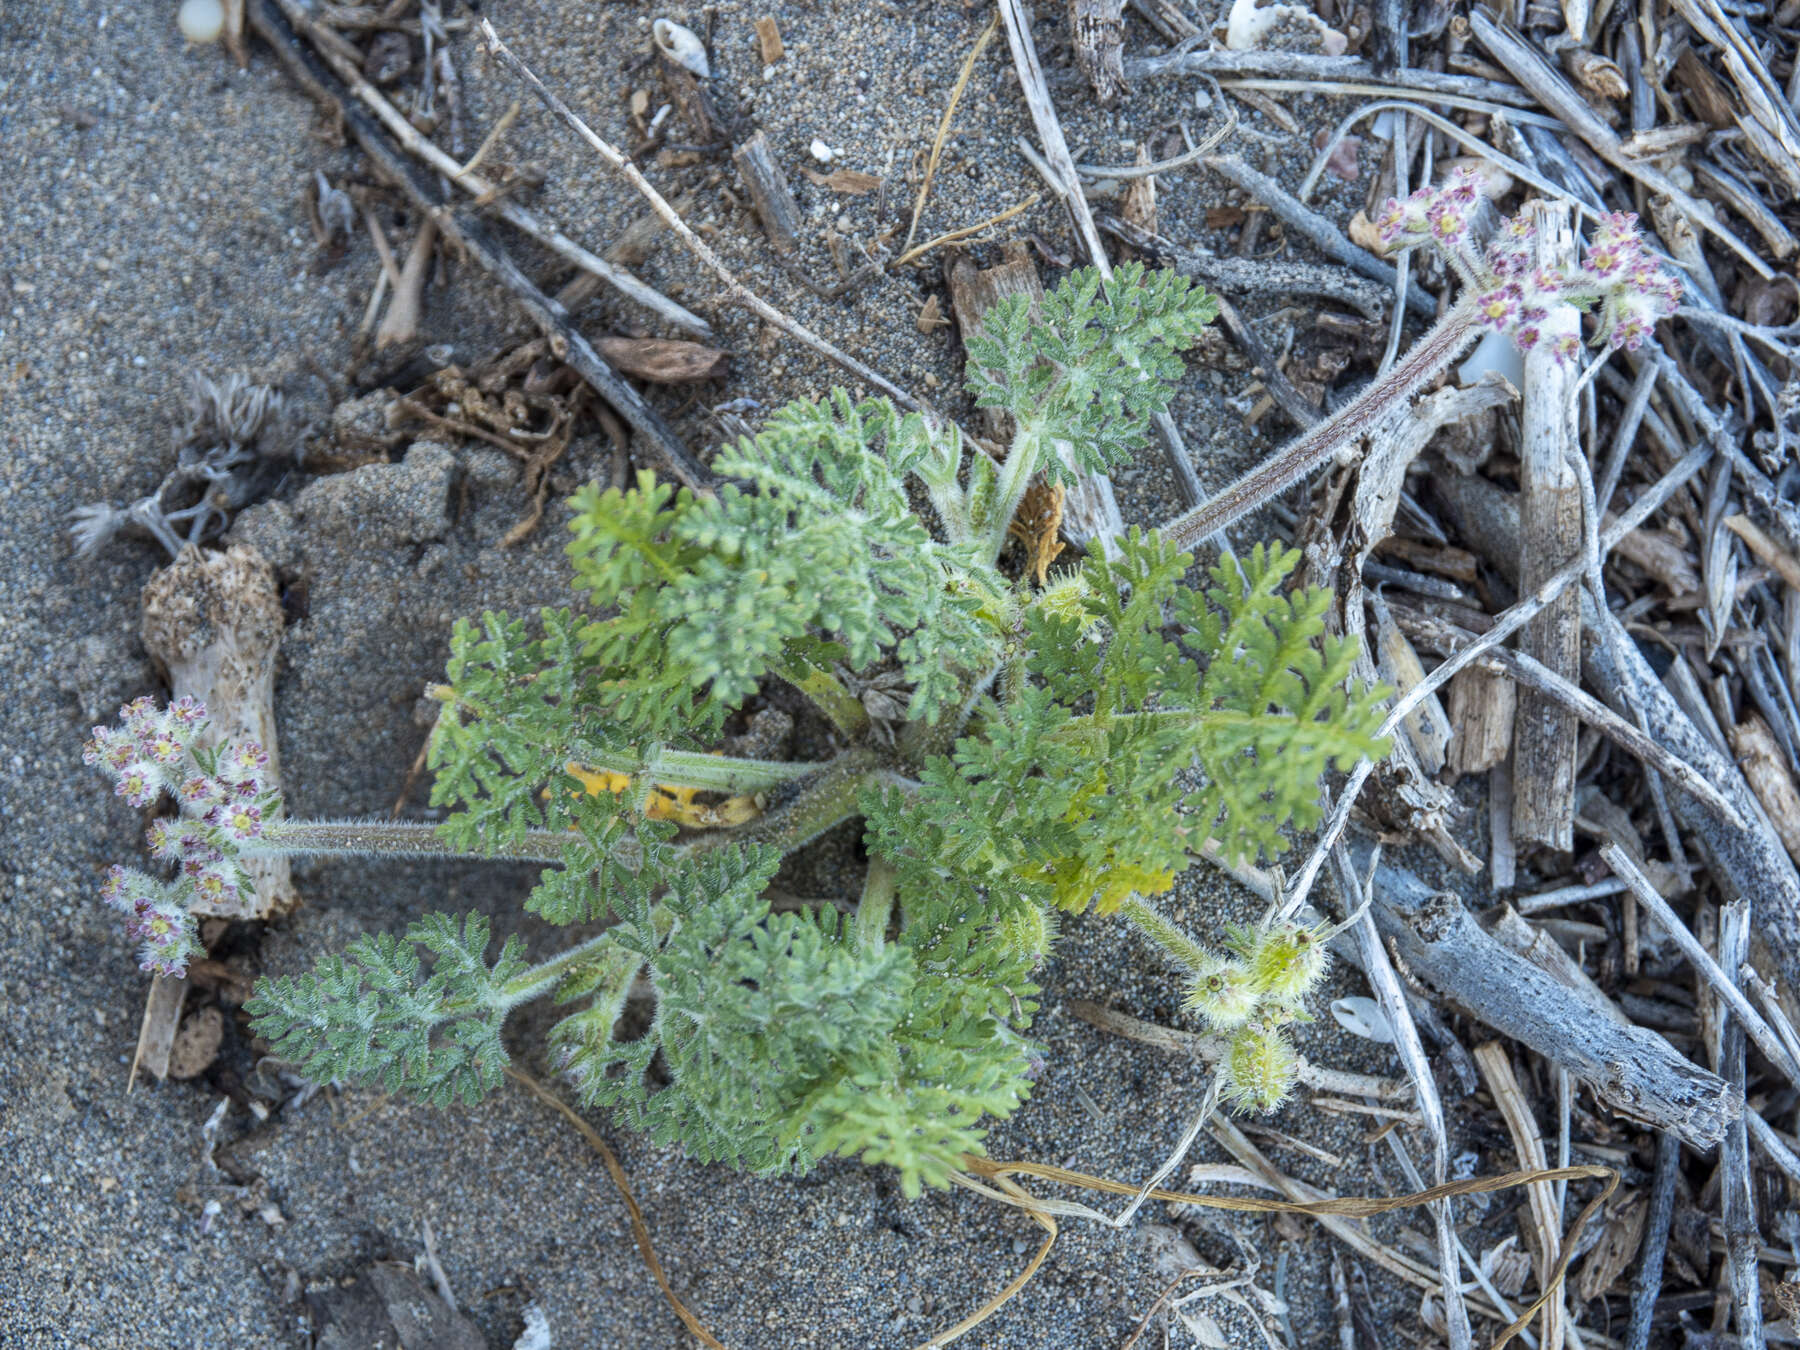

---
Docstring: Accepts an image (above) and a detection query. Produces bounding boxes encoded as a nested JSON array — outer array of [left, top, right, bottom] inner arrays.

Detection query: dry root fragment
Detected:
[[1007, 479, 1067, 586]]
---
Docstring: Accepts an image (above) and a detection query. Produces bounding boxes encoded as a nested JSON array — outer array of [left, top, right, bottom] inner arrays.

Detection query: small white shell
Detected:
[[177, 0, 225, 44], [1329, 996, 1396, 1044], [652, 19, 710, 79], [809, 138, 833, 164]]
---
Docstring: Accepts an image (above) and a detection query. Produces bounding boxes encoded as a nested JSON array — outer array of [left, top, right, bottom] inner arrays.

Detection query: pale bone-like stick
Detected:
[[132, 545, 294, 1086]]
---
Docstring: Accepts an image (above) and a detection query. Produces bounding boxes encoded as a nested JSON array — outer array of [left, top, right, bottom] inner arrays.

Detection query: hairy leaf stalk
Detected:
[[1161, 301, 1480, 549]]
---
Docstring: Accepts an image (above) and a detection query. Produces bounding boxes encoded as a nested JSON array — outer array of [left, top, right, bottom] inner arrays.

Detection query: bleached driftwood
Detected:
[[1364, 853, 1739, 1148]]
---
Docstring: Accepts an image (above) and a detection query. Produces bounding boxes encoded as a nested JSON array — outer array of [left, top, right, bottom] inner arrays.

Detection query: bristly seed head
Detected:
[[1223, 1024, 1300, 1113]]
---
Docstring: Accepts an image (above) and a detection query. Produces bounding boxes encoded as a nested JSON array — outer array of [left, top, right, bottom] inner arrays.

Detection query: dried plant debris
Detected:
[[72, 372, 293, 558]]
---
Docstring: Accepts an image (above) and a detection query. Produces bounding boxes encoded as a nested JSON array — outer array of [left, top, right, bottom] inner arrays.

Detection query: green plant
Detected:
[[88, 264, 1389, 1196]]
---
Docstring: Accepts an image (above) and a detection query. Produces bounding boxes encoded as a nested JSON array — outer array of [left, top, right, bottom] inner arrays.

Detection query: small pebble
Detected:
[[177, 0, 224, 44], [810, 138, 834, 164]]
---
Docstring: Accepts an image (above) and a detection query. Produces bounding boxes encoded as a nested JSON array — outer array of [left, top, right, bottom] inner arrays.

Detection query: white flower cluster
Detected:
[[83, 696, 279, 976]]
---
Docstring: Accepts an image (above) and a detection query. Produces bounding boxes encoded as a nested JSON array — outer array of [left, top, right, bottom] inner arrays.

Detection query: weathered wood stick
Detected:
[[1365, 854, 1739, 1148], [1512, 201, 1581, 853], [731, 131, 803, 257], [1070, 0, 1127, 103], [1433, 470, 1800, 1001], [249, 0, 712, 491], [1625, 1130, 1681, 1350], [1202, 155, 1437, 317], [1122, 47, 1536, 107]]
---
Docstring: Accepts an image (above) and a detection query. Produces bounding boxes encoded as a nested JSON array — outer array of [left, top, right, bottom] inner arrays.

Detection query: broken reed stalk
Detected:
[[475, 19, 930, 417], [1472, 1042, 1566, 1350], [1512, 201, 1582, 853], [249, 0, 711, 490]]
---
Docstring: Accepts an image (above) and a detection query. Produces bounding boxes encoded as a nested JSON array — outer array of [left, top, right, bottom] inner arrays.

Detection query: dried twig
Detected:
[[1472, 1042, 1565, 1350], [1273, 442, 1712, 924], [477, 19, 933, 418], [1392, 605, 1745, 830], [1468, 11, 1770, 278], [1123, 47, 1535, 107], [1365, 852, 1738, 1147], [1625, 1130, 1680, 1350], [1331, 846, 1470, 1350], [1601, 842, 1800, 1088], [1717, 900, 1766, 1349], [271, 0, 711, 339], [251, 0, 711, 490]]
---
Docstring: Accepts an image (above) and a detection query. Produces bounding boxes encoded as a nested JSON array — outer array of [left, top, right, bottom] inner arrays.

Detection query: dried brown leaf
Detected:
[[800, 166, 883, 195], [595, 336, 730, 383]]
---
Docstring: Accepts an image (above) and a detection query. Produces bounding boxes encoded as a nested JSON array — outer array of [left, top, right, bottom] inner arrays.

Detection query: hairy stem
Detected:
[[979, 427, 1045, 563], [1161, 300, 1480, 548], [495, 929, 627, 1008], [693, 748, 888, 856], [255, 819, 574, 864], [579, 744, 819, 795], [1119, 895, 1213, 973], [771, 645, 871, 738]]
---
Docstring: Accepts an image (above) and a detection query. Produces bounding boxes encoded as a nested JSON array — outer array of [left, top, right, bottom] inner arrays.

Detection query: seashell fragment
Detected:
[[652, 19, 710, 78]]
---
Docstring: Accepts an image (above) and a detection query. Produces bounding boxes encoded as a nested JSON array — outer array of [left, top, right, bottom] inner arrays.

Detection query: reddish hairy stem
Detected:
[[1162, 301, 1480, 549]]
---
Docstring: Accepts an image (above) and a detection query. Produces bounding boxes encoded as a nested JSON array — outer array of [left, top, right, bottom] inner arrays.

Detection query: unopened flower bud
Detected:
[[1245, 922, 1330, 1005]]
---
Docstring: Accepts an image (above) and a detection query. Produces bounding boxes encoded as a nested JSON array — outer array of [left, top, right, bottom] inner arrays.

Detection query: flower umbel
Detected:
[[1376, 179, 1679, 357], [81, 696, 285, 977]]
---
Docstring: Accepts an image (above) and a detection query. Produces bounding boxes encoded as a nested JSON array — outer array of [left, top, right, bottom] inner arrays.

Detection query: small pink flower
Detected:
[[100, 864, 129, 907], [226, 740, 269, 776], [1474, 284, 1521, 330], [207, 800, 264, 842], [1426, 200, 1468, 247], [178, 776, 218, 807], [145, 732, 183, 765], [118, 696, 158, 728], [168, 696, 208, 728], [193, 866, 241, 908], [115, 764, 161, 809]]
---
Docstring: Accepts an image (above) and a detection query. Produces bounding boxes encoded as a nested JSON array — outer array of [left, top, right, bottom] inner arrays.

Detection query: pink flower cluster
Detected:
[[100, 865, 202, 977], [1376, 171, 1682, 361], [83, 696, 282, 977]]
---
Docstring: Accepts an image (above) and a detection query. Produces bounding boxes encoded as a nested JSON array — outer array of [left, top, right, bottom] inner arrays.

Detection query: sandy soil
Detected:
[[1, 2, 1482, 1345]]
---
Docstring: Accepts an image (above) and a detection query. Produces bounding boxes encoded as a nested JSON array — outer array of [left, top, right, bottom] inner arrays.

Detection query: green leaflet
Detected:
[[964, 261, 1218, 480], [567, 392, 1004, 732], [245, 913, 531, 1107]]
